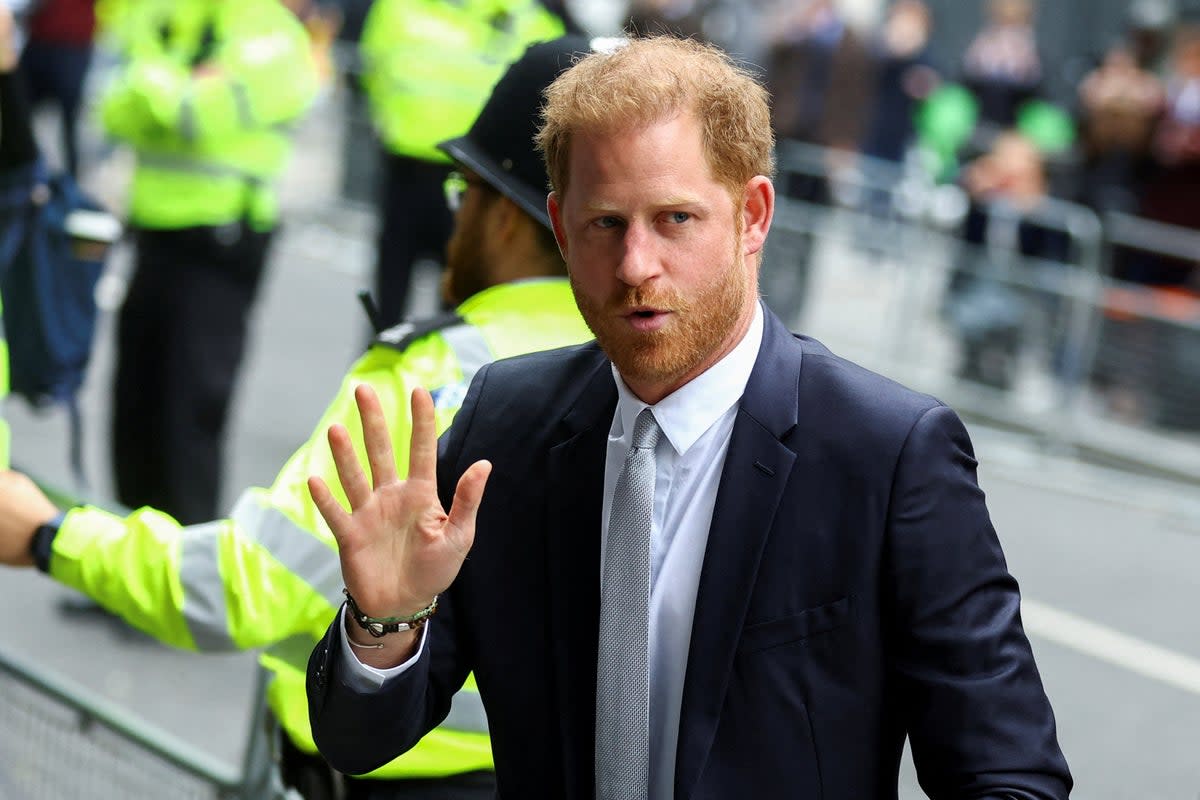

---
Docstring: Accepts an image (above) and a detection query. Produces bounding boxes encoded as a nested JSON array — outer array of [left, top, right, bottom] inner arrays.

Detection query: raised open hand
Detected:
[[308, 384, 491, 622]]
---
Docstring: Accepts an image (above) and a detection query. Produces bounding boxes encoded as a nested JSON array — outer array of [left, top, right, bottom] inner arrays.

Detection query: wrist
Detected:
[[343, 588, 438, 638], [30, 512, 66, 573]]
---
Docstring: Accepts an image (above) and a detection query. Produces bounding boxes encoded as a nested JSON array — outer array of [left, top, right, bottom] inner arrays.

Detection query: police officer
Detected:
[[101, 0, 318, 524], [0, 36, 597, 800], [358, 0, 565, 328]]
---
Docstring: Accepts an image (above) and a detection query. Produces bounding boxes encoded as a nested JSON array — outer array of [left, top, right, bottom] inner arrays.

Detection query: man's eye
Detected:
[[667, 211, 691, 224], [595, 216, 621, 229]]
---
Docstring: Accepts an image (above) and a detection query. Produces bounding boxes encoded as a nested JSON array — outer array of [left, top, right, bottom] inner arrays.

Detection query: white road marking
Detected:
[[1023, 598, 1200, 697]]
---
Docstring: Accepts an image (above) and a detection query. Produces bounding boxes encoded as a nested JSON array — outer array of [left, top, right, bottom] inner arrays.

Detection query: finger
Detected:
[[407, 387, 439, 483], [307, 475, 350, 542], [355, 384, 398, 488], [328, 423, 372, 510], [445, 459, 492, 553]]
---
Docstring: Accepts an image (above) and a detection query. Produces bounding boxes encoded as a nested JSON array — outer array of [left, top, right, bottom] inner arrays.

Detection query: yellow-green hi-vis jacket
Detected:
[[99, 0, 317, 232], [360, 0, 564, 164], [48, 279, 593, 779]]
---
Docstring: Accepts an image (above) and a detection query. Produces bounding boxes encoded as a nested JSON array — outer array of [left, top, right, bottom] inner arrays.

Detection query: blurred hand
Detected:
[[0, 471, 60, 567], [308, 385, 491, 621]]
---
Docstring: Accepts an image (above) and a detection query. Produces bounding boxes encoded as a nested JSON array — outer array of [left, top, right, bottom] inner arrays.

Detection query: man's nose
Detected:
[[615, 223, 661, 287]]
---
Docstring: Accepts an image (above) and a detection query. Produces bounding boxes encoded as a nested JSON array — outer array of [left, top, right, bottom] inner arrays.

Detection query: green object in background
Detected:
[[914, 83, 979, 182], [1016, 99, 1077, 154]]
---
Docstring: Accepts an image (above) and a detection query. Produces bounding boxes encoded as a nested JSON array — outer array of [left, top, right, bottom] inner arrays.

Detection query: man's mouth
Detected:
[[620, 307, 671, 332]]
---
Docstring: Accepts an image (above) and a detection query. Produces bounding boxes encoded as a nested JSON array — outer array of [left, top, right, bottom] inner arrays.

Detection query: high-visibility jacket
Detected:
[[98, 0, 317, 231], [47, 279, 593, 779], [0, 293, 9, 469], [360, 0, 564, 164]]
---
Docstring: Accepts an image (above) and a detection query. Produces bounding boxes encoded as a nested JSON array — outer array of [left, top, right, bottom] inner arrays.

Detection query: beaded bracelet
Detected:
[[343, 588, 438, 637]]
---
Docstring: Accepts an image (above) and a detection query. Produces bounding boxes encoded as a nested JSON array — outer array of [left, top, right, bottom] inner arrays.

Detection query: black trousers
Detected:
[[20, 39, 92, 177], [279, 733, 496, 800], [373, 151, 454, 329], [112, 225, 272, 525]]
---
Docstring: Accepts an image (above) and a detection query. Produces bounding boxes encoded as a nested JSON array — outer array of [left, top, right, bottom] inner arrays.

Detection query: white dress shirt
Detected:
[[605, 302, 762, 798], [340, 303, 766, 799]]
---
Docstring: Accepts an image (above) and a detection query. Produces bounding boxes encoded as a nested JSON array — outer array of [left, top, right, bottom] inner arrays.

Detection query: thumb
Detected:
[[445, 460, 492, 549]]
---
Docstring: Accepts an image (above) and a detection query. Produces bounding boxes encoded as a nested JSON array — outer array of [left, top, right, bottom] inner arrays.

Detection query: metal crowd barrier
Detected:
[[1092, 213, 1200, 434], [767, 140, 1199, 484], [0, 474, 285, 800]]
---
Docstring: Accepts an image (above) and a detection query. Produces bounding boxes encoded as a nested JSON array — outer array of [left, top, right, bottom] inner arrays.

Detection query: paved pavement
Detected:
[[3, 84, 1200, 798]]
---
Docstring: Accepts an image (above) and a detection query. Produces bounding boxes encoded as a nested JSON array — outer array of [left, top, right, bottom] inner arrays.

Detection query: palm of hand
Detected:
[[310, 385, 491, 619]]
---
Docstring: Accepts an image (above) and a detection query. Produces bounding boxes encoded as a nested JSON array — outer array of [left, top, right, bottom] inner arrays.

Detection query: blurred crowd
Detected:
[[630, 0, 1200, 289], [5, 0, 1200, 468], [11, 0, 1200, 286]]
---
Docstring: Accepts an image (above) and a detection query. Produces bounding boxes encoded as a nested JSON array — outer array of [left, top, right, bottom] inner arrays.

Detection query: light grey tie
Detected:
[[596, 407, 660, 800]]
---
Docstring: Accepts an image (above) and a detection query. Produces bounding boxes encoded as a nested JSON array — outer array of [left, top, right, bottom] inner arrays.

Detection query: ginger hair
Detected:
[[536, 36, 775, 202]]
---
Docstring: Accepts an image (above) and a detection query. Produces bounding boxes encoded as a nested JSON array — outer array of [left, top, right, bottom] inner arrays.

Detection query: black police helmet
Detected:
[[438, 35, 594, 232]]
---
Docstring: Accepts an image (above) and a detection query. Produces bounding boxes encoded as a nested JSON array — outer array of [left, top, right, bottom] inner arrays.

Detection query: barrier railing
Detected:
[[1, 472, 284, 800], [767, 140, 1199, 484]]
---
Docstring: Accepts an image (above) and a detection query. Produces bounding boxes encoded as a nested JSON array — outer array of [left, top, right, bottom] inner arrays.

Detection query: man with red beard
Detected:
[[306, 36, 1072, 800], [0, 37, 593, 800]]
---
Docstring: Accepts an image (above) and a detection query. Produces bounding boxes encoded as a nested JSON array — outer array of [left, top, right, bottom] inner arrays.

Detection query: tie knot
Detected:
[[630, 408, 660, 451]]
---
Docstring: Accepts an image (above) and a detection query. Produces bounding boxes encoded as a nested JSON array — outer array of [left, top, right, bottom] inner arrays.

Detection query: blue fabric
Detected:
[[0, 157, 107, 406]]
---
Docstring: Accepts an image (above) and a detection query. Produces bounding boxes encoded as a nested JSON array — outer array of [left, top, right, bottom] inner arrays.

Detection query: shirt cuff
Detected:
[[335, 604, 428, 691]]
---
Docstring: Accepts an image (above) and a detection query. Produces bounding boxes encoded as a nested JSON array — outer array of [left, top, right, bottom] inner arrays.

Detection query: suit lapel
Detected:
[[675, 308, 804, 799], [544, 359, 617, 798]]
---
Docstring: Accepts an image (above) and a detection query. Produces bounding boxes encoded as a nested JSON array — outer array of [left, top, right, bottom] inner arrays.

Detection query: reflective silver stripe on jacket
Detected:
[[179, 81, 266, 143], [179, 86, 198, 143], [179, 520, 237, 650], [178, 497, 340, 650], [229, 494, 344, 606], [443, 687, 489, 735], [139, 152, 270, 183], [441, 322, 493, 385], [231, 81, 255, 128]]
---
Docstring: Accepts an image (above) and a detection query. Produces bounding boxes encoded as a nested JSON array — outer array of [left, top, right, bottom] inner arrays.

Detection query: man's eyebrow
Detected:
[[582, 195, 706, 212], [659, 195, 704, 207]]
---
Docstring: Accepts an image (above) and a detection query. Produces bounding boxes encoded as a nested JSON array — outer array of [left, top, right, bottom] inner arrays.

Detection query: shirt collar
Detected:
[[612, 301, 764, 456]]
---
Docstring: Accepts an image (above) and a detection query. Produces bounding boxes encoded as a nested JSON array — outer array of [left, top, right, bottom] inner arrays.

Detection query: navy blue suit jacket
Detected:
[[307, 306, 1071, 799]]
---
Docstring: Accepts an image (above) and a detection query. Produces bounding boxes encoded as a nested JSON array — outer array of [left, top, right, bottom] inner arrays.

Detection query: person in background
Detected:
[[0, 36, 596, 800], [305, 35, 1071, 800], [19, 0, 96, 177], [943, 132, 1070, 390], [961, 0, 1042, 129], [1138, 22, 1200, 280], [860, 0, 939, 165], [764, 0, 873, 156], [763, 0, 873, 202], [1075, 43, 1163, 215], [100, 0, 317, 525], [357, 0, 564, 329]]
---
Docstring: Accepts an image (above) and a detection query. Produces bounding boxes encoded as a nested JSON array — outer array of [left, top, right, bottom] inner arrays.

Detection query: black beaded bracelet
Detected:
[[343, 588, 438, 637]]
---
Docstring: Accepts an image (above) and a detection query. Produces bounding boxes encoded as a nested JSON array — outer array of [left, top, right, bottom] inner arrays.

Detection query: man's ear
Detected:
[[489, 194, 522, 242], [741, 176, 775, 257], [547, 192, 569, 260]]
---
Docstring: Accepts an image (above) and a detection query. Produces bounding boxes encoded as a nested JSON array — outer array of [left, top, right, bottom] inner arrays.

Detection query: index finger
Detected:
[[407, 387, 439, 483]]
